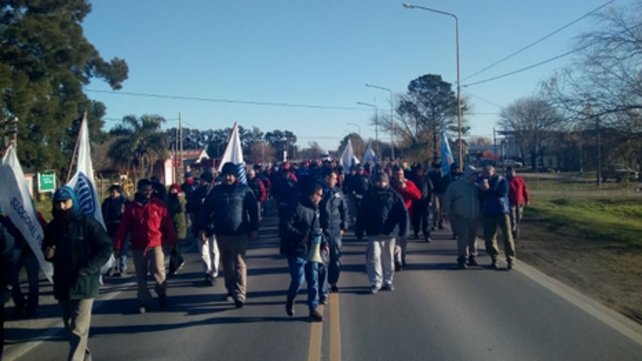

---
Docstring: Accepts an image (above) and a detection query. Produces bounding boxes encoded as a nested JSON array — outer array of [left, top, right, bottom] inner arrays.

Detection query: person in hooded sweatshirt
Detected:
[[42, 186, 112, 361], [114, 179, 176, 313]]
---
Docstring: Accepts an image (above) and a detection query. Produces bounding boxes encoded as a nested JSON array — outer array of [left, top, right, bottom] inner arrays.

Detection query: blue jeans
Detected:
[[286, 257, 321, 311]]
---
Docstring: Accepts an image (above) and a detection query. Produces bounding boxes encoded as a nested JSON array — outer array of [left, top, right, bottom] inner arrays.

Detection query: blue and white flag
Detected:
[[340, 138, 360, 170], [0, 145, 53, 282], [217, 122, 247, 184], [363, 143, 377, 164], [440, 128, 454, 177], [67, 113, 113, 272]]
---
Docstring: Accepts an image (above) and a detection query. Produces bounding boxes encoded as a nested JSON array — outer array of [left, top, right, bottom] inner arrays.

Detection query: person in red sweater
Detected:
[[506, 166, 529, 239], [114, 179, 176, 314], [391, 165, 422, 270]]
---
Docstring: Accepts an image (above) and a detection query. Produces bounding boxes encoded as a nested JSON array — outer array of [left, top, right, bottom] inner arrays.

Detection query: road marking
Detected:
[[307, 305, 324, 361], [329, 293, 342, 361]]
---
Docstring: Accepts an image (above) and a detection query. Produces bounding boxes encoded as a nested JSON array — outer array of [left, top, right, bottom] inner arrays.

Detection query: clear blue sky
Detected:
[[83, 0, 628, 152]]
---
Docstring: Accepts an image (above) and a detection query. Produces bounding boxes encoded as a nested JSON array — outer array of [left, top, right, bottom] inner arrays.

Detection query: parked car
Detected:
[[602, 166, 639, 182], [496, 159, 523, 168]]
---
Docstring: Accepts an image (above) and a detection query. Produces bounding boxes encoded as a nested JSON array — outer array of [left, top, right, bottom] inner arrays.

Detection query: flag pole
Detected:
[[65, 112, 86, 183]]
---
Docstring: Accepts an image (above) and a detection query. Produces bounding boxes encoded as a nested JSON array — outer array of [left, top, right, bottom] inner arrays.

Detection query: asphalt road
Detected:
[[4, 209, 642, 361]]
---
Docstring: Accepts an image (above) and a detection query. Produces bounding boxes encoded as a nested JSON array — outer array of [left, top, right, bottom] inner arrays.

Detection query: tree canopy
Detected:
[[0, 0, 128, 171]]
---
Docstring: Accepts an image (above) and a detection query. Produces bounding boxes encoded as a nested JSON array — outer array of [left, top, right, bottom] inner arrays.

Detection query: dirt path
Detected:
[[518, 221, 642, 325]]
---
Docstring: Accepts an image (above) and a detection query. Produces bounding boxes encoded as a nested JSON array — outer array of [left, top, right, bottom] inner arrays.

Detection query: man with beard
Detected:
[[198, 162, 259, 308], [115, 179, 176, 313], [42, 186, 112, 361]]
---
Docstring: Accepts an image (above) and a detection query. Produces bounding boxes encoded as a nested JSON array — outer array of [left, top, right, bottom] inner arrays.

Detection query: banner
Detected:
[[340, 138, 360, 170], [67, 113, 113, 272], [363, 143, 377, 164], [217, 122, 247, 184], [0, 146, 53, 282], [440, 128, 454, 177]]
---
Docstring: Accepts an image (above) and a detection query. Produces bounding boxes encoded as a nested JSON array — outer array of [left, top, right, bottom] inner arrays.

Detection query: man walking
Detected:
[[506, 166, 529, 239], [115, 179, 176, 313], [442, 166, 482, 269], [43, 186, 112, 361], [280, 183, 327, 321], [318, 168, 349, 298], [390, 165, 421, 270], [480, 165, 516, 270], [198, 162, 259, 308], [356, 172, 408, 293], [101, 184, 129, 277], [188, 172, 219, 286], [409, 164, 433, 242]]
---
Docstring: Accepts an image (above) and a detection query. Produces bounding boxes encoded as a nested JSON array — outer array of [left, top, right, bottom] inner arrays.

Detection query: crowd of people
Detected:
[[1, 158, 529, 361]]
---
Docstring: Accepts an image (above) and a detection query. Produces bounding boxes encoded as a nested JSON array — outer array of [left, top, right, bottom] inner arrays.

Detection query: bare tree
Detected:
[[498, 97, 565, 168]]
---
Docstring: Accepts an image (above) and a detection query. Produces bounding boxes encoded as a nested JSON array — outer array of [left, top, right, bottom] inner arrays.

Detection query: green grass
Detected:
[[529, 196, 642, 250]]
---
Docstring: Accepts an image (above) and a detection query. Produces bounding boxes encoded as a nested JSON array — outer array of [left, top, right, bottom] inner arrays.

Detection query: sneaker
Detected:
[[158, 293, 168, 307], [309, 309, 323, 322], [507, 261, 515, 270], [490, 260, 498, 270], [382, 284, 395, 291], [138, 305, 148, 314], [234, 299, 244, 309], [330, 284, 339, 293], [319, 297, 328, 305], [467, 257, 478, 266], [424, 236, 432, 243], [370, 285, 380, 294], [203, 275, 214, 286], [458, 262, 468, 270], [285, 299, 294, 317]]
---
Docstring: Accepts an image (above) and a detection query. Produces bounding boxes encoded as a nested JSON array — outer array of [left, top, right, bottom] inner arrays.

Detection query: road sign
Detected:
[[37, 171, 56, 193]]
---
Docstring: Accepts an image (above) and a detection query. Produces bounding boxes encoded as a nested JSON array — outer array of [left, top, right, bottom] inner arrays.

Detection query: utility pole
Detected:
[[596, 114, 602, 186], [179, 112, 184, 184]]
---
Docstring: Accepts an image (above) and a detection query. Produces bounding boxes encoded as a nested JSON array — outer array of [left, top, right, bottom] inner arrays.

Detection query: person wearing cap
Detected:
[[506, 166, 529, 239], [247, 168, 267, 219], [188, 171, 220, 286], [101, 184, 129, 277], [442, 166, 482, 269], [42, 186, 112, 361], [166, 184, 187, 275], [428, 161, 451, 230], [115, 179, 177, 313], [356, 172, 408, 294], [272, 162, 300, 220], [198, 162, 259, 308], [480, 165, 516, 270], [409, 164, 434, 242]]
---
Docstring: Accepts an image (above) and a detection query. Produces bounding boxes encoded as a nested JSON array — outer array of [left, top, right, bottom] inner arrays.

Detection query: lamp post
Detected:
[[403, 3, 463, 172], [356, 101, 379, 142], [365, 83, 395, 160], [347, 122, 362, 135]]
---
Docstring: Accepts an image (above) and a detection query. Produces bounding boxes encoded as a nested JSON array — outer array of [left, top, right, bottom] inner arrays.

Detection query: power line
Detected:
[[463, 0, 615, 81], [463, 90, 503, 108], [85, 89, 363, 111]]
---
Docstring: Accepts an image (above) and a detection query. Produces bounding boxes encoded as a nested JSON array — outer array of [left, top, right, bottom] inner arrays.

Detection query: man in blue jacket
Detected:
[[198, 162, 259, 308], [356, 172, 408, 294], [480, 165, 516, 270], [43, 186, 112, 361]]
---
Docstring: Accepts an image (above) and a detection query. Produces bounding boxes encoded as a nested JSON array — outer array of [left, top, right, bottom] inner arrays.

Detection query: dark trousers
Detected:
[[411, 200, 430, 237]]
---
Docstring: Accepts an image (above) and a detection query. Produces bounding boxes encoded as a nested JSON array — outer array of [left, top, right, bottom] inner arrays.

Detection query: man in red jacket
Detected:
[[506, 166, 529, 239], [115, 179, 177, 313], [391, 165, 422, 270]]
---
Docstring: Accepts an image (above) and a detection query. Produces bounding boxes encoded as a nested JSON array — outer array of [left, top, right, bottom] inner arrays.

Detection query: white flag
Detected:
[[363, 143, 377, 164], [0, 145, 53, 282], [217, 122, 247, 184], [340, 138, 360, 170], [67, 113, 113, 272]]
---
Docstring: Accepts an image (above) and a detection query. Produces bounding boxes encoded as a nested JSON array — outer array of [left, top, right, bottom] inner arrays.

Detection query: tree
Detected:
[[542, 1, 642, 168], [247, 141, 276, 165], [498, 97, 565, 168], [297, 142, 325, 161], [0, 0, 128, 171], [395, 74, 468, 161], [265, 130, 297, 160], [108, 115, 168, 179]]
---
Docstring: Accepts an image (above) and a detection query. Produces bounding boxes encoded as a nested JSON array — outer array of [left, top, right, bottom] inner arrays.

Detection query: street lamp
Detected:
[[365, 83, 395, 160], [356, 101, 379, 143], [403, 3, 463, 172], [347, 122, 362, 135]]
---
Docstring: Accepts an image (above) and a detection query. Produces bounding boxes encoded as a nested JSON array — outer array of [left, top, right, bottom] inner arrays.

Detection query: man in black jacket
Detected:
[[356, 172, 408, 294], [42, 186, 112, 361], [409, 164, 433, 242], [280, 183, 327, 322], [101, 184, 129, 276], [318, 169, 349, 298], [198, 162, 259, 308]]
